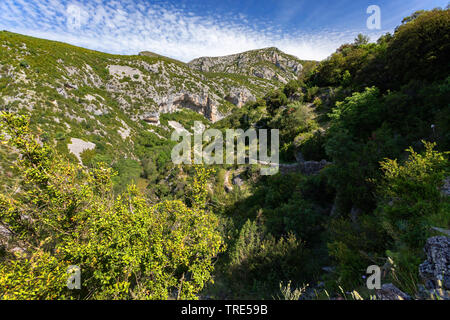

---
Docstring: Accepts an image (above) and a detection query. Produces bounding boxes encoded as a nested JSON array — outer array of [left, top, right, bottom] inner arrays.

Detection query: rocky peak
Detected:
[[187, 47, 304, 83]]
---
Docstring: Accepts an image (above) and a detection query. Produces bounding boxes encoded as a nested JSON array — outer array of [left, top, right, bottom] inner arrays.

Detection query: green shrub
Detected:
[[265, 90, 288, 115], [0, 113, 224, 300], [378, 141, 449, 249], [19, 60, 29, 68], [283, 80, 300, 97], [227, 220, 311, 298]]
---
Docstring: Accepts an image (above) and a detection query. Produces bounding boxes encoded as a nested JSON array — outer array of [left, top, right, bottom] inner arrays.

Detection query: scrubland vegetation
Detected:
[[1, 7, 449, 300]]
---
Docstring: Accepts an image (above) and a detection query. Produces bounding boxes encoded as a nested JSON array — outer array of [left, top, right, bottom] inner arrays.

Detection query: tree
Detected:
[[0, 112, 224, 300], [283, 80, 300, 97], [354, 34, 370, 46], [388, 9, 450, 87], [265, 90, 288, 116]]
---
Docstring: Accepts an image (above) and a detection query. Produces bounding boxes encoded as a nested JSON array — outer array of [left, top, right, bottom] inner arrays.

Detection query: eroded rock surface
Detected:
[[376, 283, 411, 300], [419, 236, 450, 290]]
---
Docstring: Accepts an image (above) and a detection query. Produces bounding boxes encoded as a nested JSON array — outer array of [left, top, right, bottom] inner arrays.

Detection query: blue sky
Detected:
[[0, 0, 448, 61]]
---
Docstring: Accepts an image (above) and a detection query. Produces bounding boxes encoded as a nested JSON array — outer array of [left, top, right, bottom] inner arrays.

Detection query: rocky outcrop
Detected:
[[365, 236, 450, 300], [68, 138, 96, 165], [157, 92, 221, 122], [376, 283, 411, 300], [188, 47, 304, 83], [0, 224, 25, 255], [0, 224, 12, 247], [3, 32, 291, 126], [225, 87, 256, 108], [419, 236, 450, 292], [103, 60, 268, 122]]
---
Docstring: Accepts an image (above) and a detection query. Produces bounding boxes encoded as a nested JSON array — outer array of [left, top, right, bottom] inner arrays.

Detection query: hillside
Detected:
[[0, 31, 307, 189], [205, 8, 450, 300], [0, 32, 306, 126], [0, 7, 449, 301]]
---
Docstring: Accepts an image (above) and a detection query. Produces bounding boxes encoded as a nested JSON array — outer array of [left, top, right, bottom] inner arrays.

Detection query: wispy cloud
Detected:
[[0, 0, 388, 61]]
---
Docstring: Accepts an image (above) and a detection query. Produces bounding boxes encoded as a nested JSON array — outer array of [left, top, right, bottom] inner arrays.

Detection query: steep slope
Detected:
[[0, 31, 308, 188], [0, 31, 281, 125], [188, 47, 314, 83]]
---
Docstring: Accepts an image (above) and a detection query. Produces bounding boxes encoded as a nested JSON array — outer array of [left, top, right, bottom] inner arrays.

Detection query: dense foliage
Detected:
[[208, 7, 449, 299], [0, 7, 449, 300], [0, 113, 224, 299]]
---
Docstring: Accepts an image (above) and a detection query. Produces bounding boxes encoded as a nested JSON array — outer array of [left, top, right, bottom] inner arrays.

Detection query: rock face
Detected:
[[188, 47, 304, 84], [0, 224, 12, 247], [158, 92, 220, 122], [419, 236, 450, 291], [225, 87, 256, 108]]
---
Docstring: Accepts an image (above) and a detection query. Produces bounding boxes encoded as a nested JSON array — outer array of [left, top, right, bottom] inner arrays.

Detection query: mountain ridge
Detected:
[[1, 31, 308, 123], [0, 30, 308, 176], [188, 46, 316, 83]]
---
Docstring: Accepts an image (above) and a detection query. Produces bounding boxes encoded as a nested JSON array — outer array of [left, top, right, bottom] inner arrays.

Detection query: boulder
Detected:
[[0, 224, 12, 246], [376, 283, 411, 300], [232, 175, 244, 187]]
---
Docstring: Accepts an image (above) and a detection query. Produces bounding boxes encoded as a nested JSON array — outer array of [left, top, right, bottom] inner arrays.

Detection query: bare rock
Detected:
[[158, 92, 220, 122], [225, 87, 256, 108], [68, 138, 96, 164], [232, 175, 244, 187], [188, 47, 303, 82], [419, 236, 450, 290], [376, 283, 411, 300], [56, 87, 68, 98]]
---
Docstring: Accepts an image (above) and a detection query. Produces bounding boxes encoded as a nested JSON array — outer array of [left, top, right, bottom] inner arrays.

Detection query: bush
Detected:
[[386, 9, 450, 87], [19, 60, 29, 68], [0, 113, 224, 300], [283, 80, 300, 97], [227, 220, 311, 298], [378, 141, 449, 249], [265, 90, 288, 115]]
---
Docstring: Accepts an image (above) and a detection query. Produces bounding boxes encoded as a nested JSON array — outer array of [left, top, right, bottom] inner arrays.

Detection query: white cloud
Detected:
[[0, 0, 390, 62]]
